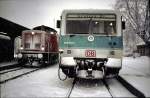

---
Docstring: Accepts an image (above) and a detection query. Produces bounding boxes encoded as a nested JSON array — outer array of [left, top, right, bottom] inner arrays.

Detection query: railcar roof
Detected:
[[33, 25, 57, 33], [62, 9, 120, 15], [22, 30, 46, 33]]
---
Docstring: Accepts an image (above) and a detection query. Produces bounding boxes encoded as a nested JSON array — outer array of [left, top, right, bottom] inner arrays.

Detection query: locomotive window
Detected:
[[33, 34, 41, 49], [66, 14, 116, 35], [23, 33, 42, 49], [35, 43, 40, 49], [25, 43, 30, 48], [24, 34, 31, 49]]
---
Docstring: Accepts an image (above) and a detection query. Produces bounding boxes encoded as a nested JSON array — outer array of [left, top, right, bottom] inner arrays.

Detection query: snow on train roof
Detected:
[[0, 34, 11, 40], [0, 32, 11, 40], [62, 9, 120, 15], [22, 26, 57, 34], [33, 25, 57, 33], [22, 30, 46, 33]]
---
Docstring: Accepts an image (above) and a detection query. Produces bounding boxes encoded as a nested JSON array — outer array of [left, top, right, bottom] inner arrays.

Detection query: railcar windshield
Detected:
[[66, 14, 117, 35]]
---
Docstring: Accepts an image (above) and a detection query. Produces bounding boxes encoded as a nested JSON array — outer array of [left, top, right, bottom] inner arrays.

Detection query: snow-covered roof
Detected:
[[136, 34, 145, 46], [136, 41, 145, 46], [22, 30, 46, 34], [0, 34, 11, 40]]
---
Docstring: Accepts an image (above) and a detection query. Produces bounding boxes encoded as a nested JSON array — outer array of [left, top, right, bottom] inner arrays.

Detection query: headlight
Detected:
[[59, 49, 64, 54], [14, 54, 18, 58], [50, 32, 54, 34], [41, 47, 45, 51], [20, 47, 23, 50], [38, 54, 43, 59], [32, 32, 35, 35], [18, 53, 22, 58]]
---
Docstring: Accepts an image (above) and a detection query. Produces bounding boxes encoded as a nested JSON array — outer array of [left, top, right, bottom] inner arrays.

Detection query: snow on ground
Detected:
[[121, 56, 150, 76], [121, 75, 150, 97], [120, 56, 150, 97], [1, 65, 73, 97], [1, 56, 150, 97], [0, 68, 37, 81], [106, 79, 135, 97], [70, 80, 111, 97]]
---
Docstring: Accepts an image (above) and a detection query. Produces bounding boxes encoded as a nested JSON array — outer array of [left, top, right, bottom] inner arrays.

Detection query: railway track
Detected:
[[67, 79, 113, 97], [0, 63, 19, 71], [67, 78, 77, 98], [116, 76, 145, 98], [0, 67, 23, 74], [102, 79, 113, 97], [67, 76, 145, 98], [0, 67, 40, 84]]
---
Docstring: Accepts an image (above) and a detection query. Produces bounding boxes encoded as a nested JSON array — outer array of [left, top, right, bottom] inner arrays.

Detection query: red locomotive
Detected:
[[14, 25, 59, 66]]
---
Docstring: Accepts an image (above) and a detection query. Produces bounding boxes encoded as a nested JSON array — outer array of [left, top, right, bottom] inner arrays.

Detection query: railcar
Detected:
[[58, 9, 125, 79], [14, 26, 59, 66], [0, 33, 12, 62]]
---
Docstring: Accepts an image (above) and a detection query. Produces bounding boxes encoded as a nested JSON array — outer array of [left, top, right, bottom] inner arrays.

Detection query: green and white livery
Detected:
[[58, 9, 124, 79]]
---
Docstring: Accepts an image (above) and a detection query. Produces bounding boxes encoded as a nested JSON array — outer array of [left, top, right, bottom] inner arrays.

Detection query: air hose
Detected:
[[58, 55, 67, 81]]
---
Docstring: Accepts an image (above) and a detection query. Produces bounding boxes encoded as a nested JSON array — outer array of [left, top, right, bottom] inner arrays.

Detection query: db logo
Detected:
[[85, 50, 96, 57]]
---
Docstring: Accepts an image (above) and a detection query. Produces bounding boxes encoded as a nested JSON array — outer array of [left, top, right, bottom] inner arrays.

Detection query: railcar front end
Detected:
[[58, 9, 124, 79]]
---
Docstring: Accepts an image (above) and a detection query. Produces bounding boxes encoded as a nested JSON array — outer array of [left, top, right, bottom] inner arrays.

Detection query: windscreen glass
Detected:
[[66, 14, 117, 35]]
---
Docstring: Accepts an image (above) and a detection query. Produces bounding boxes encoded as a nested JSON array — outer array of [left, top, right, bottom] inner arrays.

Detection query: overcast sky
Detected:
[[0, 0, 116, 30]]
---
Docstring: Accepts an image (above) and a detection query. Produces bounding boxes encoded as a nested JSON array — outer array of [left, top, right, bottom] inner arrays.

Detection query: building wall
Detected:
[[137, 45, 150, 56]]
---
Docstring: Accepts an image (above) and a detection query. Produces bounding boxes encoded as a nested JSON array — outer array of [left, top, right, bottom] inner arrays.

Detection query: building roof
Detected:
[[136, 34, 146, 46], [0, 17, 29, 39]]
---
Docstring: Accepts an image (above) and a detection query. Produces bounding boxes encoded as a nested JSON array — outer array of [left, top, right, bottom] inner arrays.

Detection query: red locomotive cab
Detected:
[[17, 26, 59, 66], [45, 32, 59, 53], [32, 25, 59, 65], [21, 30, 46, 52], [51, 33, 59, 52]]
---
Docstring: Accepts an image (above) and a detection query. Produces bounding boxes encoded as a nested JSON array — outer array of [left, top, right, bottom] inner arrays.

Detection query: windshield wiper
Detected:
[[88, 18, 93, 34]]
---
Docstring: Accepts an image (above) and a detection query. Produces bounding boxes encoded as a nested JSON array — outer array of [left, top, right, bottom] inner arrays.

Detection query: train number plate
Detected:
[[85, 50, 96, 57]]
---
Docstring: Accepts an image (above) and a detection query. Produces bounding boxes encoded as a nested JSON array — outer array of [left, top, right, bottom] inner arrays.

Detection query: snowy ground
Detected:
[[70, 78, 134, 97], [121, 56, 150, 76], [120, 56, 150, 97], [1, 65, 74, 97], [0, 56, 150, 97], [70, 80, 112, 97]]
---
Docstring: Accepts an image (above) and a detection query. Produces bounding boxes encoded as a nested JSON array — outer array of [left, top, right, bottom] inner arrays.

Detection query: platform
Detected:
[[120, 56, 150, 97]]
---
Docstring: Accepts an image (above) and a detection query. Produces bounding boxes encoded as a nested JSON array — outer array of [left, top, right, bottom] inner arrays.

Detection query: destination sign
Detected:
[[67, 14, 116, 19]]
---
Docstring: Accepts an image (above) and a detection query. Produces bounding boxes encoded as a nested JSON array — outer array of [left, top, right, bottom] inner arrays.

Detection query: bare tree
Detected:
[[114, 0, 148, 55]]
